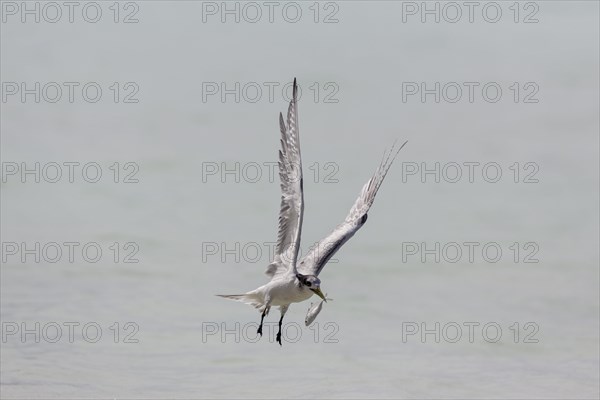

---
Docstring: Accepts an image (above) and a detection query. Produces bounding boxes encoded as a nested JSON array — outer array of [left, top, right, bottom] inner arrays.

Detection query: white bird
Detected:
[[218, 78, 407, 345]]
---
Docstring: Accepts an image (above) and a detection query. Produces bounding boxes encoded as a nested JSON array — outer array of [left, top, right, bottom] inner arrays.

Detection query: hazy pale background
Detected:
[[1, 1, 599, 399]]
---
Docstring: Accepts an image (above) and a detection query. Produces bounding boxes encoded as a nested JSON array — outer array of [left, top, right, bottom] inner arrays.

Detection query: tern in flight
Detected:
[[218, 78, 407, 345]]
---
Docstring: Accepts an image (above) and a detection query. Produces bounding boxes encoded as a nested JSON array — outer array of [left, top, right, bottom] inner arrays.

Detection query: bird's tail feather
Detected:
[[216, 293, 263, 310]]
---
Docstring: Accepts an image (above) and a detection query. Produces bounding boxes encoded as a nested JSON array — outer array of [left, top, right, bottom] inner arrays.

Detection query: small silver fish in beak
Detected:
[[305, 294, 332, 326]]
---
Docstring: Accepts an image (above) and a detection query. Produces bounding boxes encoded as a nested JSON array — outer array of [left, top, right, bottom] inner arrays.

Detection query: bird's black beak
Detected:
[[311, 288, 327, 302]]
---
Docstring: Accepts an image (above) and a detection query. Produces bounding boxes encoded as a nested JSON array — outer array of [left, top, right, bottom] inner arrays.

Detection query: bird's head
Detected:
[[296, 273, 326, 301]]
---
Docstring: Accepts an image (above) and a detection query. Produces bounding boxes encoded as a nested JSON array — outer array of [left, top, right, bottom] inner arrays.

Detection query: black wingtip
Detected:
[[293, 77, 297, 99], [391, 140, 409, 161]]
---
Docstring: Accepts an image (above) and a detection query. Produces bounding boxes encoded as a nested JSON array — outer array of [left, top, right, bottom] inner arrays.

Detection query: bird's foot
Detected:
[[276, 331, 282, 346], [257, 325, 263, 337]]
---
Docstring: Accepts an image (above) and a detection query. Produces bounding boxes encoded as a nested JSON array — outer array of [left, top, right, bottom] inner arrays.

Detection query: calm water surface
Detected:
[[1, 2, 598, 398]]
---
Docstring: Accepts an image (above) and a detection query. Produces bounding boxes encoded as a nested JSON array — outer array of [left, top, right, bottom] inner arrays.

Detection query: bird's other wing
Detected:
[[265, 78, 304, 279], [298, 140, 408, 276]]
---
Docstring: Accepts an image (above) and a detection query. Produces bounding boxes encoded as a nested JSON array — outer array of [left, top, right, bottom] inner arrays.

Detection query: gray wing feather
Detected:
[[298, 140, 407, 276], [265, 79, 304, 279]]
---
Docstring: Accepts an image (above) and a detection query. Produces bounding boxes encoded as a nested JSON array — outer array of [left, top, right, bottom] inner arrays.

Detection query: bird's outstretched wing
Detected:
[[265, 79, 304, 279], [298, 140, 408, 276]]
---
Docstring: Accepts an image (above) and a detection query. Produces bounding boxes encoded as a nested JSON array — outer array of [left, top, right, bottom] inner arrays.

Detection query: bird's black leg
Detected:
[[257, 307, 267, 337], [276, 313, 284, 346], [276, 306, 288, 346]]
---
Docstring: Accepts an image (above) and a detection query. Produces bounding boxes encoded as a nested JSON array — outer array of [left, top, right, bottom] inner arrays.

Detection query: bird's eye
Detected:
[[306, 282, 312, 287]]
